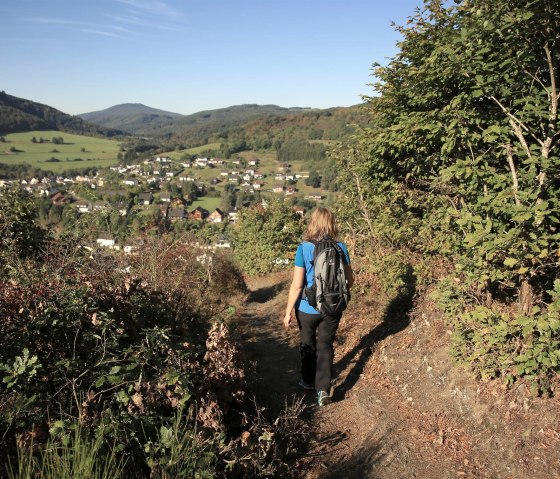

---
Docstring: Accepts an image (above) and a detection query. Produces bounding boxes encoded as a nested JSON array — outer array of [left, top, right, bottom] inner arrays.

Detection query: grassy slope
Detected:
[[0, 131, 121, 172]]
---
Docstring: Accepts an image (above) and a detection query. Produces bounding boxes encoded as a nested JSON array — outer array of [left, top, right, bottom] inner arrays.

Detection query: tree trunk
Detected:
[[519, 279, 533, 315]]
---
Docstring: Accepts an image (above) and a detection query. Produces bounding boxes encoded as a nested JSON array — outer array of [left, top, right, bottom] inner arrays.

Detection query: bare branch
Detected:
[[504, 144, 521, 206], [490, 95, 544, 151], [353, 172, 377, 241]]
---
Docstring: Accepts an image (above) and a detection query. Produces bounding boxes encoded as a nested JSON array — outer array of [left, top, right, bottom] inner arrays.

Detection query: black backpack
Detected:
[[303, 237, 351, 316]]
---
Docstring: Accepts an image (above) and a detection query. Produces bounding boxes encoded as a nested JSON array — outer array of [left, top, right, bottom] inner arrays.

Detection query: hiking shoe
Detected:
[[298, 379, 314, 391], [317, 390, 331, 407]]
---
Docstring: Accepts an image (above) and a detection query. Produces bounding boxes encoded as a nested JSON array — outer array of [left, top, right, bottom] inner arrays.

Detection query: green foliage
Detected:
[[336, 0, 560, 390], [276, 139, 326, 164], [304, 170, 321, 188], [0, 91, 123, 137], [0, 188, 49, 262], [447, 280, 560, 394], [144, 407, 218, 479], [232, 199, 304, 275], [8, 426, 124, 479]]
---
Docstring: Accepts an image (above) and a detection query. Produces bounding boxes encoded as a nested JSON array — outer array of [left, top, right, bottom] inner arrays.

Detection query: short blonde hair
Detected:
[[303, 207, 338, 241]]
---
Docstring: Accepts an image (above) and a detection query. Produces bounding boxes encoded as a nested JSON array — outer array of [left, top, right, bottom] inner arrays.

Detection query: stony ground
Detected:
[[232, 271, 560, 479]]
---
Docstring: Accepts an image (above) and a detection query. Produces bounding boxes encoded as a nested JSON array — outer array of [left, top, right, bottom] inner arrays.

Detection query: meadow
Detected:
[[0, 130, 121, 172]]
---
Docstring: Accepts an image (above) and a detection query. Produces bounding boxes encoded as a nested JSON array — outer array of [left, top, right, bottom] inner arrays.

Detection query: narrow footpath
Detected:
[[233, 272, 560, 479]]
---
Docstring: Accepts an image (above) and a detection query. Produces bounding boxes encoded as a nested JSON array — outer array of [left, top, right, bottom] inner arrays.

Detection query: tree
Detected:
[[305, 170, 322, 188], [336, 0, 560, 389], [0, 188, 49, 261], [232, 198, 304, 274]]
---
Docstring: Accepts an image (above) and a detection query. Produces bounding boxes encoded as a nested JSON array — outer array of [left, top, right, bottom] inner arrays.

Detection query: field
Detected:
[[191, 196, 221, 211], [158, 143, 222, 159], [0, 131, 121, 172]]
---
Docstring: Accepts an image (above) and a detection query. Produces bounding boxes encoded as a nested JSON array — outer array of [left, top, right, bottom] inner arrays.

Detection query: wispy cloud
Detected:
[[80, 29, 121, 38], [27, 16, 135, 38], [115, 0, 181, 18], [107, 13, 183, 32]]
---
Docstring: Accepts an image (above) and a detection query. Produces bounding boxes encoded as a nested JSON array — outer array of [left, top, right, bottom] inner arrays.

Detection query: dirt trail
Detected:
[[233, 273, 560, 479]]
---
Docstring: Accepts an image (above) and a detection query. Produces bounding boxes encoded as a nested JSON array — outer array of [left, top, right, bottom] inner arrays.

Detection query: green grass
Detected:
[[0, 131, 121, 172], [191, 196, 221, 211], [159, 143, 222, 159]]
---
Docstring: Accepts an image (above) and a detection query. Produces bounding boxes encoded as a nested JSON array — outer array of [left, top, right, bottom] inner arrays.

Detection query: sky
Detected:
[[0, 0, 424, 116]]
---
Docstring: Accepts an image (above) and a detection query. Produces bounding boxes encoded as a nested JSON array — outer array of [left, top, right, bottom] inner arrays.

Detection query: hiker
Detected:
[[283, 207, 354, 406]]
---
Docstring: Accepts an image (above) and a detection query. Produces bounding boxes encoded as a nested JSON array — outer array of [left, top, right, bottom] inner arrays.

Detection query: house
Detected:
[[195, 157, 208, 167], [228, 207, 239, 223], [285, 187, 296, 196], [208, 208, 225, 223], [214, 239, 231, 248], [248, 159, 259, 166], [188, 206, 209, 221], [155, 156, 171, 164], [219, 171, 229, 177], [194, 182, 206, 194], [304, 194, 324, 201], [96, 233, 116, 248], [228, 175, 240, 183], [160, 194, 172, 203], [168, 207, 186, 221], [75, 200, 93, 214], [138, 192, 153, 205], [93, 201, 109, 212], [252, 182, 264, 191], [293, 206, 305, 218], [50, 191, 69, 206], [123, 178, 138, 187], [273, 186, 285, 194], [165, 171, 175, 178]]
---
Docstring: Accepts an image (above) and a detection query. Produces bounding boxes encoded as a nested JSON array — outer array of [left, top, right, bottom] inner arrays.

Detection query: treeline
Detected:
[[162, 105, 366, 153], [276, 139, 327, 164], [0, 91, 124, 137], [0, 162, 99, 180], [335, 0, 560, 394]]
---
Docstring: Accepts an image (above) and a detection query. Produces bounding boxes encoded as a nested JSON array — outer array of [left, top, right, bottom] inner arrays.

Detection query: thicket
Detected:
[[232, 199, 304, 275], [334, 0, 560, 394], [0, 191, 308, 477]]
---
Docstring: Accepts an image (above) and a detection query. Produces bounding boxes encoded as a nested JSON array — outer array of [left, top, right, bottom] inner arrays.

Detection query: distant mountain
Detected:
[[79, 103, 184, 134], [79, 103, 315, 138], [0, 91, 124, 137]]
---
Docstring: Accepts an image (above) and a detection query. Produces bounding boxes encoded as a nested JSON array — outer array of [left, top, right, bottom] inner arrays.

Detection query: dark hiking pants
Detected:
[[295, 310, 341, 393]]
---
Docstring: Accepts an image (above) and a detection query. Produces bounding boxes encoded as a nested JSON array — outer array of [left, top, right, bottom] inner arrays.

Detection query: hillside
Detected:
[[164, 104, 369, 148], [79, 103, 184, 134], [0, 92, 124, 137], [79, 102, 367, 147]]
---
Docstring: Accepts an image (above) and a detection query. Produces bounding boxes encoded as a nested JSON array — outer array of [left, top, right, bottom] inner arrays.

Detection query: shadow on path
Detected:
[[246, 281, 287, 304], [332, 265, 417, 402]]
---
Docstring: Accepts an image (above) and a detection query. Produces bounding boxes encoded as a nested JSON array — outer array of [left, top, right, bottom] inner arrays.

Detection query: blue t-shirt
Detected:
[[294, 241, 351, 314]]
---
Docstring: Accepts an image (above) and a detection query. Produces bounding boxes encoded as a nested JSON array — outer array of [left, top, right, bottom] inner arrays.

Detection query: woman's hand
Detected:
[[283, 311, 293, 329]]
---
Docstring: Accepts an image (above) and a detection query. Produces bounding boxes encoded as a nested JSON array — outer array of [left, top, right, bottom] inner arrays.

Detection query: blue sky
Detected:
[[1, 0, 424, 115]]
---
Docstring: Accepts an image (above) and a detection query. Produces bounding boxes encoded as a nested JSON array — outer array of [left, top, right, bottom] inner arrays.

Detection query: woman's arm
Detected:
[[345, 264, 354, 289], [283, 266, 305, 329]]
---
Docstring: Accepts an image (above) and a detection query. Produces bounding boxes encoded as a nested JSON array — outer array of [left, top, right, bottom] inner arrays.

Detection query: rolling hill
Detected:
[[79, 103, 184, 134], [0, 92, 124, 137]]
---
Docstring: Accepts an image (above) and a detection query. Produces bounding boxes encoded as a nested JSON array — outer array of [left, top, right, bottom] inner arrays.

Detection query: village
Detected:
[[0, 154, 325, 252]]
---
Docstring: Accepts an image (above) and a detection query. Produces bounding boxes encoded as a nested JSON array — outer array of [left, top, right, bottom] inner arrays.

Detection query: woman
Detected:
[[283, 207, 354, 406]]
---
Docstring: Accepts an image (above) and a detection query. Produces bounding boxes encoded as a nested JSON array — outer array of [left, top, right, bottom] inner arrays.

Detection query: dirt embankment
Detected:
[[233, 272, 560, 479]]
